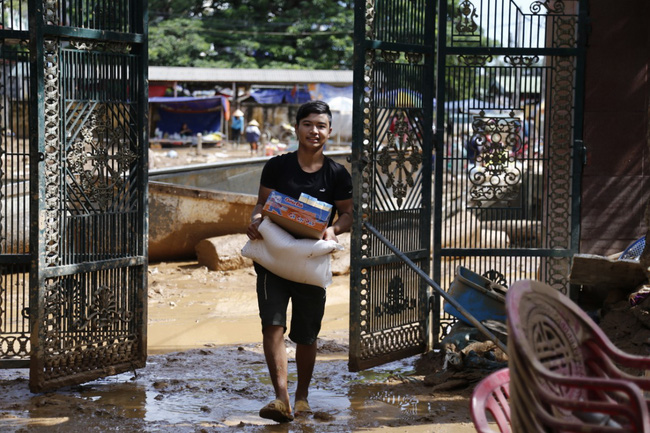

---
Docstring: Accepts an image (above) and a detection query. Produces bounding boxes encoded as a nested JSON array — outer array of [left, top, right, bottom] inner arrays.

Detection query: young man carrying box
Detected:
[[246, 100, 353, 422]]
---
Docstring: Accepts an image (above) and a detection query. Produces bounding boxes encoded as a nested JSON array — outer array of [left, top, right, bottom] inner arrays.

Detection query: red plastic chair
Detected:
[[506, 279, 650, 432], [471, 368, 512, 433]]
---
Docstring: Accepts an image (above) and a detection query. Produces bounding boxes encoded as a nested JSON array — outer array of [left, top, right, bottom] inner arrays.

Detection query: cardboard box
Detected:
[[262, 191, 332, 239]]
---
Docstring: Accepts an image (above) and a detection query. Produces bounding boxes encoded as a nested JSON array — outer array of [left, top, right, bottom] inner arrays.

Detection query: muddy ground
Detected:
[[1, 263, 480, 433], [3, 143, 648, 432], [0, 145, 482, 433]]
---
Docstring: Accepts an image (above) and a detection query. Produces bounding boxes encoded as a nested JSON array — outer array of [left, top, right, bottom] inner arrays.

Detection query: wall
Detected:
[[581, 0, 650, 255]]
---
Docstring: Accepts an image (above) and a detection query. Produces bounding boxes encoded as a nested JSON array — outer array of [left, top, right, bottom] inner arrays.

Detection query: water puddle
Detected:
[[0, 343, 473, 432]]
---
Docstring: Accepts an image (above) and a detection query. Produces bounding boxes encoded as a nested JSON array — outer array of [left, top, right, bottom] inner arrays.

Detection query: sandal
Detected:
[[259, 399, 294, 423], [294, 399, 313, 416]]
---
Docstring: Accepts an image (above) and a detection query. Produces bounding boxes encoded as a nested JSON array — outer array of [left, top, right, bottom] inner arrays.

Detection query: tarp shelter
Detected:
[[149, 96, 228, 135], [249, 88, 311, 104]]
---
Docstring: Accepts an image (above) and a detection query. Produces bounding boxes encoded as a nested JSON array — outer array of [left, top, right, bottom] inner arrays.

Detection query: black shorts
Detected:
[[254, 263, 326, 345]]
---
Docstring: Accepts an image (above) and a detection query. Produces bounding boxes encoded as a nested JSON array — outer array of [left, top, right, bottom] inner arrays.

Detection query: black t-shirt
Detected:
[[260, 152, 352, 225]]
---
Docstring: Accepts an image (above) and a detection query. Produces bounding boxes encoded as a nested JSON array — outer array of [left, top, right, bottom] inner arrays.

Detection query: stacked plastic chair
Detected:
[[471, 367, 512, 432], [506, 279, 650, 432]]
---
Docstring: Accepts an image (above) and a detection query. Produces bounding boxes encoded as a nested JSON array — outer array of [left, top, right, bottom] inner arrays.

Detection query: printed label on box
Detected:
[[262, 191, 333, 239]]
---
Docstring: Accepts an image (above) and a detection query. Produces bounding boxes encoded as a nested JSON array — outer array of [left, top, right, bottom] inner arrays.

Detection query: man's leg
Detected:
[[289, 284, 325, 407], [263, 325, 292, 411], [295, 340, 317, 403]]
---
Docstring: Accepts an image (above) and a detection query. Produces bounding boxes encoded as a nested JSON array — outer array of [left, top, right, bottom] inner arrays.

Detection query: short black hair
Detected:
[[295, 100, 332, 127]]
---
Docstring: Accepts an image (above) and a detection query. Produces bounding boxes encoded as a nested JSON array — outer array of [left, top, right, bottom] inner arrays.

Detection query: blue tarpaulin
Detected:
[[249, 88, 311, 104], [310, 84, 353, 102], [150, 96, 225, 135]]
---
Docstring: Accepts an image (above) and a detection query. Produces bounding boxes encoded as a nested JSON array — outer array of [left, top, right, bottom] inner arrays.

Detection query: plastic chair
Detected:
[[506, 279, 650, 432], [471, 368, 512, 433]]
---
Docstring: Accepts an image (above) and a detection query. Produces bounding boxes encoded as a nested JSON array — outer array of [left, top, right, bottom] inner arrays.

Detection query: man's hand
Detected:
[[322, 226, 338, 243], [247, 217, 264, 240]]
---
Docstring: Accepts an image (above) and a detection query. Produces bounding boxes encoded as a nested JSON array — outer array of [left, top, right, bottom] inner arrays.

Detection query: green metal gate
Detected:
[[350, 0, 586, 369], [434, 0, 586, 337], [0, 2, 32, 370], [349, 0, 436, 371], [0, 0, 149, 392]]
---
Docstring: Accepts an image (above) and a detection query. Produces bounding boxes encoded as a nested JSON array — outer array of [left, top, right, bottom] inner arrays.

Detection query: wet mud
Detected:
[[0, 344, 474, 432], [1, 262, 478, 433], [2, 147, 479, 432]]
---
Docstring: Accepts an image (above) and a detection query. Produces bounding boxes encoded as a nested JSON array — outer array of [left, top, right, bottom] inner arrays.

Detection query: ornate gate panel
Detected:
[[0, 4, 31, 368], [29, 0, 148, 392], [349, 0, 436, 371], [434, 0, 586, 336]]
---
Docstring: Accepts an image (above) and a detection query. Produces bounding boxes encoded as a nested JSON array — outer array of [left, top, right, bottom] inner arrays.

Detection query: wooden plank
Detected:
[[570, 253, 646, 290]]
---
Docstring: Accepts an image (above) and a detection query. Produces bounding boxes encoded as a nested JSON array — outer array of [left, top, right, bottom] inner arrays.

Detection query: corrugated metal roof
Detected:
[[149, 66, 353, 85]]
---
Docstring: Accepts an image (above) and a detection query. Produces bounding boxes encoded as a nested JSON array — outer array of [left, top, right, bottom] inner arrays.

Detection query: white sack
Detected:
[[241, 217, 343, 288]]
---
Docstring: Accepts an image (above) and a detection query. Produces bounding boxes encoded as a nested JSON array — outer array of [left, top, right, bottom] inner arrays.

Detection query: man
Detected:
[[246, 100, 353, 423]]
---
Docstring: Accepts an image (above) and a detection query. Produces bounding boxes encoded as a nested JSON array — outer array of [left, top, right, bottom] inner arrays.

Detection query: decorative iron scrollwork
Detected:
[[504, 55, 540, 67], [405, 52, 423, 65], [456, 0, 479, 34], [361, 49, 375, 222], [374, 276, 416, 317], [545, 12, 577, 291], [70, 41, 98, 51], [365, 0, 375, 39], [43, 37, 61, 267], [483, 269, 508, 289], [66, 105, 138, 210], [70, 40, 131, 53], [73, 285, 132, 331], [459, 55, 492, 67], [381, 50, 400, 63], [468, 111, 523, 205], [531, 0, 565, 14], [378, 110, 422, 207]]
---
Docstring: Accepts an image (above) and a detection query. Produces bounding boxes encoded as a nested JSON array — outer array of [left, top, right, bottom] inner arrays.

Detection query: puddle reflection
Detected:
[[1, 349, 454, 432]]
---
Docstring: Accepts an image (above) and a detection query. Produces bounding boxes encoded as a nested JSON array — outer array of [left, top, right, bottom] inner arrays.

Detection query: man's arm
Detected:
[[323, 197, 353, 242], [247, 185, 273, 240]]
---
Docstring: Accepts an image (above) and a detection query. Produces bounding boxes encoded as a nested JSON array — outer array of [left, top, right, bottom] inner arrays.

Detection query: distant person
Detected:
[[245, 120, 261, 155], [179, 123, 192, 137], [466, 134, 483, 164], [231, 109, 244, 144]]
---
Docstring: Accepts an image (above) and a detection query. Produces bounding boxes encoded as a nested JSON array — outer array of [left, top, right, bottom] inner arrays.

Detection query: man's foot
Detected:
[[259, 399, 294, 423], [294, 399, 313, 416]]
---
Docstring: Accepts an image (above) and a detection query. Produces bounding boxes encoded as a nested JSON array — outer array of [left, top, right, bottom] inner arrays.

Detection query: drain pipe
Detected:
[[363, 222, 507, 353]]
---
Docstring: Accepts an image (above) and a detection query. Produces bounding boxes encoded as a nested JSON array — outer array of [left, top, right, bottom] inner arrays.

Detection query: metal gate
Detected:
[[0, 4, 32, 370], [349, 0, 436, 371], [0, 0, 149, 392], [350, 0, 586, 369], [434, 0, 586, 337]]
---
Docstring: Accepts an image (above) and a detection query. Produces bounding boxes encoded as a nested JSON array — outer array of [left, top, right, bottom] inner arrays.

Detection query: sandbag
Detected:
[[241, 217, 343, 288]]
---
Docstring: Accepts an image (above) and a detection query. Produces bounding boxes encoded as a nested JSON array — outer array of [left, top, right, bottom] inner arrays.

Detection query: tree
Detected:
[[148, 0, 354, 69]]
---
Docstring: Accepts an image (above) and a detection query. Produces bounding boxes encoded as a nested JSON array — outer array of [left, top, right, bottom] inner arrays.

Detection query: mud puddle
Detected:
[[0, 342, 474, 432], [0, 263, 476, 432]]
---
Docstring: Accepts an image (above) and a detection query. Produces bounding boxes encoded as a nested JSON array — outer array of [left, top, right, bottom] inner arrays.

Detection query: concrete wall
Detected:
[[581, 0, 650, 255]]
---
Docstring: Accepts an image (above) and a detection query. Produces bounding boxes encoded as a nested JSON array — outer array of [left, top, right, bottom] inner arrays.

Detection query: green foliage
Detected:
[[148, 0, 354, 69]]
